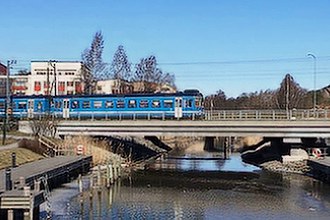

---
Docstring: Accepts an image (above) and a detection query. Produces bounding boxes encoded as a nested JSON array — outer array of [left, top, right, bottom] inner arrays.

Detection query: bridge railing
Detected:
[[4, 109, 330, 121], [204, 109, 329, 121]]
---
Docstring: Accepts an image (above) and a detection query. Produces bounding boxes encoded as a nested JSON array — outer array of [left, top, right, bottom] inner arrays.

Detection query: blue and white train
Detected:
[[0, 90, 203, 120]]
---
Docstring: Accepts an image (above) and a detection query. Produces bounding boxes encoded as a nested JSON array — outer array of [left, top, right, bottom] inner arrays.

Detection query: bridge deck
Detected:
[[53, 120, 330, 138], [0, 156, 92, 193]]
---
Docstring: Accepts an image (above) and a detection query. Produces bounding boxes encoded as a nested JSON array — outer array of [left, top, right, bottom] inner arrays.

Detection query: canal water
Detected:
[[42, 152, 330, 220]]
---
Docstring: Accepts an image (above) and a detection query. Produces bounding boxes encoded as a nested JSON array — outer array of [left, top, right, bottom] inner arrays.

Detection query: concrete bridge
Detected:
[[55, 120, 330, 138]]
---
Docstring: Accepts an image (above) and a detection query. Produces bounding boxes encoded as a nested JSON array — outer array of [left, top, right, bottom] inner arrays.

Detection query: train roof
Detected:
[[2, 90, 202, 100]]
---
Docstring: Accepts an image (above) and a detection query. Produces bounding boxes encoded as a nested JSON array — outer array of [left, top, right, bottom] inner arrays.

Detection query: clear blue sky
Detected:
[[1, 0, 330, 97]]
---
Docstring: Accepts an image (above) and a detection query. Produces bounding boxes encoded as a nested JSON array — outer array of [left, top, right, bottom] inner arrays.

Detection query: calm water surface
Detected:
[[43, 153, 330, 220]]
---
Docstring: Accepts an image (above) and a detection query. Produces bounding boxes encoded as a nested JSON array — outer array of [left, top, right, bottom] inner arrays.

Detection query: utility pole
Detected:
[[49, 60, 57, 96], [3, 60, 16, 145]]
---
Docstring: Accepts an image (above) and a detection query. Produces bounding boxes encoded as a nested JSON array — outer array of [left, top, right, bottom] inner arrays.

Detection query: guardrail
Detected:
[[204, 109, 330, 121], [2, 109, 330, 121]]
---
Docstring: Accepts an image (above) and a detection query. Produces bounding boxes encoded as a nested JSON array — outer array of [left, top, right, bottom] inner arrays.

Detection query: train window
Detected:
[[71, 101, 79, 109], [18, 102, 27, 109], [37, 102, 42, 110], [152, 100, 160, 108], [195, 98, 202, 107], [83, 101, 90, 108], [128, 100, 136, 108], [94, 101, 102, 108], [117, 100, 125, 108], [55, 101, 62, 109], [105, 101, 114, 108], [0, 102, 4, 109], [185, 99, 193, 108], [164, 100, 173, 108], [139, 100, 149, 108]]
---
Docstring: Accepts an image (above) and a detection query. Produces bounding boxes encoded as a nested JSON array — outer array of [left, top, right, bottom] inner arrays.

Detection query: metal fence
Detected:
[[204, 109, 330, 121]]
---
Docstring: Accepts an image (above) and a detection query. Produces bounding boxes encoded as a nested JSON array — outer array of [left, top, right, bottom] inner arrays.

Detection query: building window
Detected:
[[34, 81, 41, 91], [58, 82, 65, 92], [75, 82, 82, 94], [67, 81, 74, 87]]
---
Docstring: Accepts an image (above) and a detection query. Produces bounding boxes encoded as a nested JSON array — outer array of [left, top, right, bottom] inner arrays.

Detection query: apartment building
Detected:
[[0, 63, 7, 96], [29, 61, 89, 95]]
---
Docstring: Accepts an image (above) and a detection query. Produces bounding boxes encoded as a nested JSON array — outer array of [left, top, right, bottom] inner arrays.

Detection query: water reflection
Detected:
[[149, 153, 260, 172], [46, 153, 330, 220]]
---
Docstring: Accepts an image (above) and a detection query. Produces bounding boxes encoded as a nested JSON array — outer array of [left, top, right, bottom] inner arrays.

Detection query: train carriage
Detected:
[[0, 90, 203, 120]]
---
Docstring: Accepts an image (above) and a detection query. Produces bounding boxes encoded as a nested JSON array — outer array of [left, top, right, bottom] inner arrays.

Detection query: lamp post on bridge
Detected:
[[307, 53, 317, 114]]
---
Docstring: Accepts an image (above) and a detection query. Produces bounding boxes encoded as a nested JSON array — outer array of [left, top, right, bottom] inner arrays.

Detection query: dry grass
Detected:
[[0, 138, 17, 146], [61, 136, 121, 166], [0, 148, 44, 170], [241, 136, 263, 147]]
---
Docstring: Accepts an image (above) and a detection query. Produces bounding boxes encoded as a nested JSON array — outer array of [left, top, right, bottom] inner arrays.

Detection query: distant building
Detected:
[[96, 79, 133, 94], [132, 81, 176, 93], [0, 63, 7, 96], [11, 74, 29, 96], [28, 61, 89, 95]]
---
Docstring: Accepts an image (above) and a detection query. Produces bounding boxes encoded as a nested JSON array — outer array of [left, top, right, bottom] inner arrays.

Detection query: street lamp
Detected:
[[307, 53, 316, 113]]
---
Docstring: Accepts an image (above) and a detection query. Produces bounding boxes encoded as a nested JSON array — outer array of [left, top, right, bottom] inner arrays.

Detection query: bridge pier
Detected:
[[204, 137, 230, 159], [204, 137, 215, 151]]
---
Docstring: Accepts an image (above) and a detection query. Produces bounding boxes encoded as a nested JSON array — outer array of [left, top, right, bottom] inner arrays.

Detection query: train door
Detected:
[[27, 99, 34, 118], [63, 99, 70, 119], [175, 97, 183, 118]]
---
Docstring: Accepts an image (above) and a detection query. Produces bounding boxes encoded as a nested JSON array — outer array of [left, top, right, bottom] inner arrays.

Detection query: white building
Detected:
[[96, 79, 133, 94], [28, 61, 88, 95]]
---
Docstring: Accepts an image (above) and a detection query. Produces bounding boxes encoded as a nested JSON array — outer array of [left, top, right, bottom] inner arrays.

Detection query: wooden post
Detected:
[[34, 180, 40, 192], [117, 161, 121, 178], [8, 209, 14, 220], [97, 165, 102, 187], [19, 176, 25, 189], [113, 163, 118, 181], [109, 164, 114, 184], [106, 164, 110, 188], [78, 174, 83, 193]]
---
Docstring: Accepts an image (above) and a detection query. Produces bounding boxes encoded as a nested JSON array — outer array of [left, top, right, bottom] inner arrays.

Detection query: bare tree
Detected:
[[133, 55, 175, 92], [111, 45, 132, 81], [81, 31, 106, 93], [275, 74, 307, 110]]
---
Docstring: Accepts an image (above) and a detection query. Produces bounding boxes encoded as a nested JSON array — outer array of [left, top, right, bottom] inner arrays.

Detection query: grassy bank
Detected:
[[0, 138, 17, 146], [0, 148, 44, 170]]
